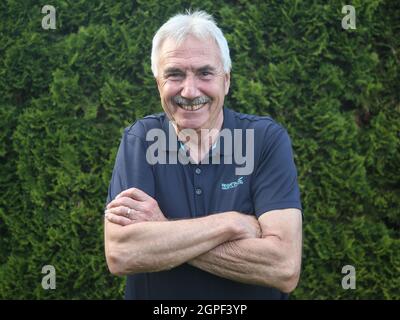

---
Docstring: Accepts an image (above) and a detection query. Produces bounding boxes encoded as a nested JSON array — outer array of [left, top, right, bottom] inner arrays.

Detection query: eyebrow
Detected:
[[197, 65, 216, 73], [163, 65, 217, 76], [164, 67, 184, 75]]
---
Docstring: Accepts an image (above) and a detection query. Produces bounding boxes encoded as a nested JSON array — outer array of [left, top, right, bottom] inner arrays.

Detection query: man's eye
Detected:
[[167, 73, 183, 79], [201, 72, 211, 76]]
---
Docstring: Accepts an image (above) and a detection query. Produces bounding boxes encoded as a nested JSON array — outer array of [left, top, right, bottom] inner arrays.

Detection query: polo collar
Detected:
[[161, 106, 235, 156]]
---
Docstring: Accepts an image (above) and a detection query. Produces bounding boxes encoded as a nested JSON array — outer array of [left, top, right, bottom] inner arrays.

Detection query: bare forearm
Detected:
[[105, 212, 240, 275], [188, 237, 295, 292]]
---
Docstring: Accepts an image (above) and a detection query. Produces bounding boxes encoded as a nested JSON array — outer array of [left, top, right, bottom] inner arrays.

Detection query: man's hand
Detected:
[[234, 212, 262, 240], [105, 188, 167, 226], [105, 189, 261, 241], [106, 188, 261, 243]]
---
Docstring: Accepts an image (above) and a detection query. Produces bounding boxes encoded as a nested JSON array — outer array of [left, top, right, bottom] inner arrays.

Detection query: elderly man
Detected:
[[104, 10, 302, 300]]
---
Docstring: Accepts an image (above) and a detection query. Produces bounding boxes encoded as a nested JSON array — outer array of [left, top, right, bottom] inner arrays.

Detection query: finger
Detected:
[[105, 207, 146, 222], [105, 207, 132, 219], [116, 187, 150, 202], [107, 197, 141, 210], [104, 212, 133, 226]]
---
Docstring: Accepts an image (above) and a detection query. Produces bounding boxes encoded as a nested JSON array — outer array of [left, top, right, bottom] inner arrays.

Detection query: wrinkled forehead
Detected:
[[158, 36, 223, 71]]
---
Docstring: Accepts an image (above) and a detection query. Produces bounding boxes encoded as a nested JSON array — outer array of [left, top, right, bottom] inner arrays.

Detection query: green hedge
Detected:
[[0, 0, 399, 299]]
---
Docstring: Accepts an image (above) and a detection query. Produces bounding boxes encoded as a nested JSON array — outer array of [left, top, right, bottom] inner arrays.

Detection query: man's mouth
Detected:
[[177, 102, 208, 111], [173, 96, 211, 112]]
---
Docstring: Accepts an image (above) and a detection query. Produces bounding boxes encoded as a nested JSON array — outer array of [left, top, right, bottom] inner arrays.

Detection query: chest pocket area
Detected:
[[210, 176, 254, 215]]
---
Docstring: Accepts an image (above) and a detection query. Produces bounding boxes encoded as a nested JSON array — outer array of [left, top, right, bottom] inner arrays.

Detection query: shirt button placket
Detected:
[[195, 166, 202, 196], [193, 165, 204, 216]]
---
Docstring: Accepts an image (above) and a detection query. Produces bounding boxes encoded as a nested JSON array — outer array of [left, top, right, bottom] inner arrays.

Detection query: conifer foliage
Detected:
[[0, 1, 398, 299]]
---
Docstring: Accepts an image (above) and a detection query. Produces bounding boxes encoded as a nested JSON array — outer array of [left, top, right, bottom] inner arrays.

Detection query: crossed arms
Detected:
[[104, 188, 302, 293]]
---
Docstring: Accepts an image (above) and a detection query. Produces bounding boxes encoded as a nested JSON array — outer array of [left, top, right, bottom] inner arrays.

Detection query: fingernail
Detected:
[[116, 194, 121, 199]]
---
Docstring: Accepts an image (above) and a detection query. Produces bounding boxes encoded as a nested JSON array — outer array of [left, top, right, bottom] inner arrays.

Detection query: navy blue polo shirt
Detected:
[[106, 107, 302, 300]]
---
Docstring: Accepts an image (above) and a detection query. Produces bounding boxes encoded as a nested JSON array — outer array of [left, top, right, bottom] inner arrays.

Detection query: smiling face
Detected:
[[156, 35, 230, 132]]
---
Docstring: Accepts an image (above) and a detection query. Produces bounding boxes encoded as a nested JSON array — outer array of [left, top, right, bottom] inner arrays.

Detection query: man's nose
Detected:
[[180, 74, 200, 99]]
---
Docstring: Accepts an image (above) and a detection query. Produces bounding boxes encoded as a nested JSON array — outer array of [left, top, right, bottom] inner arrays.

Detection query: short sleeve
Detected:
[[251, 125, 302, 217], [106, 125, 155, 206]]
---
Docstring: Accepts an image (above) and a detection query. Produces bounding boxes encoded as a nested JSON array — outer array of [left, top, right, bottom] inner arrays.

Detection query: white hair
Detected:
[[151, 10, 232, 77]]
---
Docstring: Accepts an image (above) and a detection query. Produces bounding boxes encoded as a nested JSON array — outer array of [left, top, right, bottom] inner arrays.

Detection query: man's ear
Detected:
[[224, 72, 231, 95]]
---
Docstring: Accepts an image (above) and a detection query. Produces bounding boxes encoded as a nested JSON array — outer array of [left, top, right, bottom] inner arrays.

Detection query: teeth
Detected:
[[178, 103, 206, 111]]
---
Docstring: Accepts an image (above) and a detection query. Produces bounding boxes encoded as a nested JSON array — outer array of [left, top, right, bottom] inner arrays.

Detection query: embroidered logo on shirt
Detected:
[[221, 177, 244, 190]]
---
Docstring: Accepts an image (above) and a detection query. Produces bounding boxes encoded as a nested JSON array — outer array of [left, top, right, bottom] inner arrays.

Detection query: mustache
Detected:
[[172, 95, 211, 106]]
